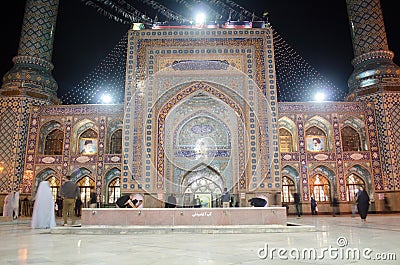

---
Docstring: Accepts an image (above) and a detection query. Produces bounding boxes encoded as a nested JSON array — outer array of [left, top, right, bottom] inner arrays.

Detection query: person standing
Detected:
[[12, 191, 20, 220], [331, 197, 340, 216], [294, 192, 301, 218], [166, 193, 177, 208], [55, 195, 63, 217], [2, 191, 13, 217], [89, 190, 97, 208], [357, 185, 370, 222], [74, 197, 83, 217], [221, 188, 231, 208], [310, 197, 317, 215], [60, 175, 79, 226], [31, 181, 56, 229], [193, 195, 201, 208], [22, 197, 30, 217]]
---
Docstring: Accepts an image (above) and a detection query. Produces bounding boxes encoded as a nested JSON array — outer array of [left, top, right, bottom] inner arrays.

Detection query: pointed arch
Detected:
[[69, 167, 93, 182], [72, 119, 99, 153], [305, 115, 333, 151], [157, 82, 247, 190], [278, 117, 298, 152], [33, 168, 60, 195], [309, 165, 336, 202], [38, 120, 64, 155], [180, 163, 224, 198], [103, 167, 121, 204], [106, 118, 123, 154], [174, 110, 232, 151], [341, 115, 368, 151], [346, 164, 373, 196]]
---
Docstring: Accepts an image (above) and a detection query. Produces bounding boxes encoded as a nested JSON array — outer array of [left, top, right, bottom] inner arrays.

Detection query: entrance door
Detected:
[[182, 166, 224, 207]]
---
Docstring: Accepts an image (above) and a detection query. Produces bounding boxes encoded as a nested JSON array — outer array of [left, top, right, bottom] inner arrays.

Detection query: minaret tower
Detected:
[[0, 0, 59, 192], [1, 0, 59, 103], [346, 0, 400, 98], [346, 0, 400, 191]]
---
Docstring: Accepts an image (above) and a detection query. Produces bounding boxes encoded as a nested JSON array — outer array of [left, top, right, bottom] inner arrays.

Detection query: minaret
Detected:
[[346, 0, 400, 192], [346, 0, 400, 99], [1, 0, 60, 103], [0, 0, 59, 193]]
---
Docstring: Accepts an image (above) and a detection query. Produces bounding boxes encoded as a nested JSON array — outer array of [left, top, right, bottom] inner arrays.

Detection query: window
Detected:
[[110, 129, 122, 154], [279, 128, 293, 152], [309, 175, 330, 202], [77, 176, 95, 207], [341, 126, 361, 151], [306, 126, 326, 152], [46, 176, 60, 201], [346, 174, 365, 201], [108, 178, 120, 203], [78, 129, 98, 155], [44, 129, 64, 155], [282, 176, 295, 203]]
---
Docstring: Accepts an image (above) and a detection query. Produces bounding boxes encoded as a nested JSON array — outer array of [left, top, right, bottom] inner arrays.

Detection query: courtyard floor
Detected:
[[0, 214, 399, 264]]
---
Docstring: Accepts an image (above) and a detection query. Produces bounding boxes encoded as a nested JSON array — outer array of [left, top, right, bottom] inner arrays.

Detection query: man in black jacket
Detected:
[[60, 175, 79, 226], [116, 194, 137, 208]]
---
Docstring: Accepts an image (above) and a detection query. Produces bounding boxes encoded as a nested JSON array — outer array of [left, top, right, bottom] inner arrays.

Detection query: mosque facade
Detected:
[[0, 0, 399, 214]]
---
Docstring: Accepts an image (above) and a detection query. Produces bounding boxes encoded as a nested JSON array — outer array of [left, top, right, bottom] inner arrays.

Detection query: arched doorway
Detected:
[[181, 166, 224, 208], [76, 176, 95, 207]]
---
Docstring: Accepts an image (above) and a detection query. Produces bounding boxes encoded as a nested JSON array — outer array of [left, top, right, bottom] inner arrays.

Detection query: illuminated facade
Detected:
[[0, 0, 399, 213]]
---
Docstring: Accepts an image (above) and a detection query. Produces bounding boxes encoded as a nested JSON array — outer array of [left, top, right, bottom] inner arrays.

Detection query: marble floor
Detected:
[[0, 214, 399, 265]]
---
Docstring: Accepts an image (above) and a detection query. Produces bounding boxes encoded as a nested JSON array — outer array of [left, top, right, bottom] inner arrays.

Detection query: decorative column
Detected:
[[346, 0, 400, 191], [346, 0, 400, 99], [1, 0, 60, 103], [0, 0, 60, 192]]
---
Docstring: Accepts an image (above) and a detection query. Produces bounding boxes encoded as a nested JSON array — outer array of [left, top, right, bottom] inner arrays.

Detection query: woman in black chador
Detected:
[[356, 185, 370, 222]]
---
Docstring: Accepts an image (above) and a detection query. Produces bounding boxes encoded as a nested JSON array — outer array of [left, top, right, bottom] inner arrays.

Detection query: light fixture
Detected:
[[195, 13, 206, 25], [101, 94, 112, 104], [313, 92, 326, 101]]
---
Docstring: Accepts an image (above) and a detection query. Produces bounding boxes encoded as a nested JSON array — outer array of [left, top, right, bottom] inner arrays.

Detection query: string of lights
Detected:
[[63, 0, 347, 104], [60, 33, 128, 104], [272, 29, 347, 102]]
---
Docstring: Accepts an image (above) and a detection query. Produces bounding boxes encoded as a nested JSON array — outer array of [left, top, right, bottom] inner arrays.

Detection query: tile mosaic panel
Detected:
[[124, 28, 280, 194], [346, 0, 388, 57], [332, 113, 346, 200]]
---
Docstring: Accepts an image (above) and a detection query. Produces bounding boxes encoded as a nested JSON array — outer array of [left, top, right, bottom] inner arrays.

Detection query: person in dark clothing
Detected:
[[310, 197, 317, 215], [331, 197, 340, 216], [60, 175, 79, 226], [116, 194, 137, 208], [356, 186, 370, 222], [165, 193, 177, 208], [56, 195, 63, 217], [293, 193, 301, 217], [383, 195, 391, 212], [74, 197, 83, 217], [221, 188, 231, 208], [89, 191, 97, 208], [192, 196, 201, 208], [248, 197, 267, 207]]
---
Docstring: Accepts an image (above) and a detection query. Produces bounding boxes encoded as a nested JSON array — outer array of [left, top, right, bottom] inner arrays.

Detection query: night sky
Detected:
[[1, 0, 399, 101]]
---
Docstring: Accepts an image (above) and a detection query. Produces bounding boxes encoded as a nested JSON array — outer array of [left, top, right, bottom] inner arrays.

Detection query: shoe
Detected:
[[71, 224, 81, 227], [63, 224, 68, 226]]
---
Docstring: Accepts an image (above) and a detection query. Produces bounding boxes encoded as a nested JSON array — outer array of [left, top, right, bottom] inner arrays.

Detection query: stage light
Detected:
[[195, 13, 206, 25], [101, 94, 112, 104], [314, 92, 326, 101]]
